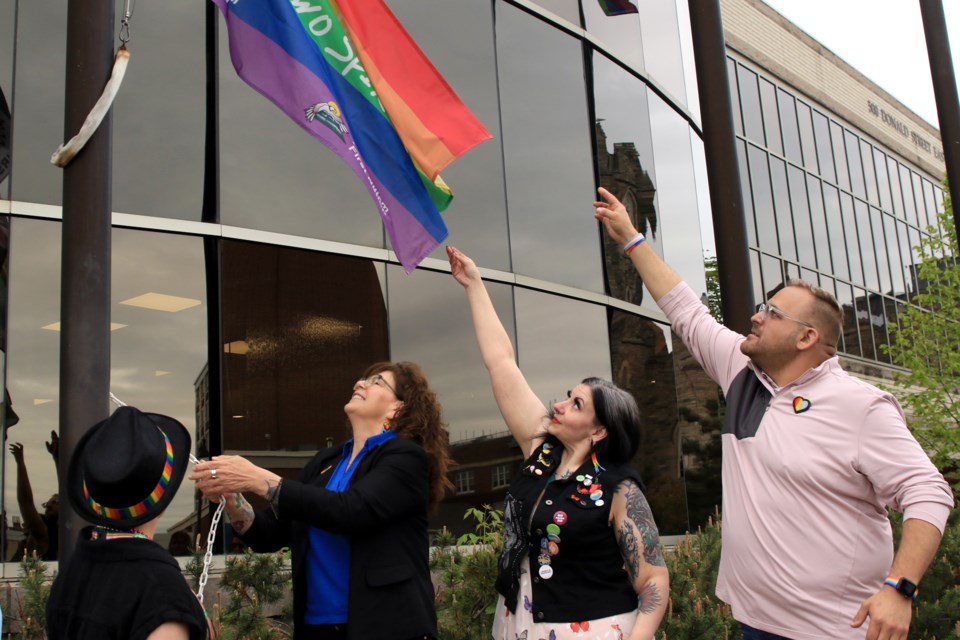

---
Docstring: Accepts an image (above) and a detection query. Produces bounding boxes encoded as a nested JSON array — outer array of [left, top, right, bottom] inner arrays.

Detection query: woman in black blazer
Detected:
[[191, 362, 452, 640]]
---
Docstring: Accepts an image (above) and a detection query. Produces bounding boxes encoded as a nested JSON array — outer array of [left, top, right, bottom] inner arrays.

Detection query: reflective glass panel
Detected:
[[608, 311, 690, 533], [220, 242, 389, 456], [498, 4, 601, 291], [513, 288, 611, 410], [870, 208, 891, 293], [883, 213, 905, 296], [636, 1, 687, 106], [854, 287, 875, 360], [860, 140, 879, 207], [811, 110, 835, 183], [922, 179, 938, 230], [845, 130, 866, 200], [871, 296, 890, 364], [750, 250, 765, 305], [840, 193, 863, 287], [823, 184, 848, 280], [855, 201, 880, 291], [9, 5, 67, 204], [897, 220, 917, 296], [594, 54, 659, 311], [759, 78, 782, 156], [911, 173, 927, 229], [830, 121, 850, 191], [748, 145, 778, 254], [583, 2, 644, 70], [4, 218, 61, 559], [648, 93, 706, 295], [729, 58, 743, 138], [796, 102, 818, 174], [873, 148, 892, 213], [787, 165, 815, 267], [760, 253, 784, 298], [112, 4, 205, 219], [777, 89, 802, 166], [886, 156, 904, 219], [769, 157, 796, 261], [4, 220, 208, 551], [806, 175, 832, 272], [737, 65, 764, 146], [900, 164, 919, 227], [386, 265, 516, 444], [737, 141, 758, 247], [836, 282, 860, 358]]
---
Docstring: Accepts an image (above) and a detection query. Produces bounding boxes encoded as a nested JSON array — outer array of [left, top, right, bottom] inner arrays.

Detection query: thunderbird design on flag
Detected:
[[212, 0, 491, 272]]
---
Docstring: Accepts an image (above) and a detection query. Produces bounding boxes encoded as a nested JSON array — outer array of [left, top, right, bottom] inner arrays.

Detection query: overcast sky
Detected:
[[762, 0, 960, 129]]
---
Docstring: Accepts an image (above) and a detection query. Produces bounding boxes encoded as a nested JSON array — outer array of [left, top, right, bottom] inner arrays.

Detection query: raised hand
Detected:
[[446, 246, 482, 289], [594, 186, 638, 245]]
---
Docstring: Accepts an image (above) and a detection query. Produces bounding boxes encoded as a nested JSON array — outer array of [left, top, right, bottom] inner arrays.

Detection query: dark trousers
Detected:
[[741, 623, 793, 640]]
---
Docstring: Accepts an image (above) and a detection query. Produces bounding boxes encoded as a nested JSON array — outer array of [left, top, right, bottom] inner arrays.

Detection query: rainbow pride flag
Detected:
[[597, 0, 638, 16], [212, 0, 490, 272]]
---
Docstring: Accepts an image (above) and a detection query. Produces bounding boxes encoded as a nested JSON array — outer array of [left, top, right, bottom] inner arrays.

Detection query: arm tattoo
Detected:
[[229, 492, 256, 534], [617, 521, 642, 581], [636, 580, 663, 615], [619, 481, 666, 567]]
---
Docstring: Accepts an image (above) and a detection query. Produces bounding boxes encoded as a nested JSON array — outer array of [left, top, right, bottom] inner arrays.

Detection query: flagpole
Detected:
[[687, 0, 754, 333], [58, 0, 115, 563]]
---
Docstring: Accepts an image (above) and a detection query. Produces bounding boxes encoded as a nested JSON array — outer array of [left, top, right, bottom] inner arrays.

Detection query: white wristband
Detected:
[[623, 233, 646, 254]]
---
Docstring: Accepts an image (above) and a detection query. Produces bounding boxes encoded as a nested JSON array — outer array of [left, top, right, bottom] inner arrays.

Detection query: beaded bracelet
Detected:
[[623, 233, 646, 254]]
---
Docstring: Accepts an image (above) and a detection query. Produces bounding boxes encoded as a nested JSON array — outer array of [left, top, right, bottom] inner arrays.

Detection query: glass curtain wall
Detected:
[[1, 0, 711, 550], [729, 58, 946, 365]]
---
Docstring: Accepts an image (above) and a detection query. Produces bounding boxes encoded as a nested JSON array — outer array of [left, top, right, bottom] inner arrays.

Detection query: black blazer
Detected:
[[240, 436, 437, 640]]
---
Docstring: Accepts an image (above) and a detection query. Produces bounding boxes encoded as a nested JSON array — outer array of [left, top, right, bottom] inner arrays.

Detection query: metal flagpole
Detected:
[[58, 0, 115, 563]]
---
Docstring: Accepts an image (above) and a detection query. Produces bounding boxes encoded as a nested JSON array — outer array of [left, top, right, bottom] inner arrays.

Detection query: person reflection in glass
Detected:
[[447, 246, 668, 640], [191, 361, 452, 640]]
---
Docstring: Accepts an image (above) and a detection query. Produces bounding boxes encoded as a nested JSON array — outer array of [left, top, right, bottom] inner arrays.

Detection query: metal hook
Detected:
[[119, 0, 135, 44]]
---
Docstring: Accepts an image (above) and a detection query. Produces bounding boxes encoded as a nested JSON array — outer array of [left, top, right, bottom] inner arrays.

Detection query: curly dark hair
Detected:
[[360, 362, 454, 509]]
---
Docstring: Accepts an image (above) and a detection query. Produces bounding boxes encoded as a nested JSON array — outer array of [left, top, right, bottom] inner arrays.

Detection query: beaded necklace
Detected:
[[91, 525, 149, 541]]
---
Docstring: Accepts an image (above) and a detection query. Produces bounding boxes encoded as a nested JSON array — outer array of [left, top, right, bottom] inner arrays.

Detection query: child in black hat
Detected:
[[46, 406, 214, 640]]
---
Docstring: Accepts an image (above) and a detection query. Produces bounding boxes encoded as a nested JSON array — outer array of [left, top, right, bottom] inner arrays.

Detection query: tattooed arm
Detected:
[[611, 479, 669, 640], [223, 492, 256, 535]]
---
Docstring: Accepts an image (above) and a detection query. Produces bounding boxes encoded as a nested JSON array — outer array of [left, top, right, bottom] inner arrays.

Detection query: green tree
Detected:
[[431, 505, 504, 640], [884, 194, 960, 500]]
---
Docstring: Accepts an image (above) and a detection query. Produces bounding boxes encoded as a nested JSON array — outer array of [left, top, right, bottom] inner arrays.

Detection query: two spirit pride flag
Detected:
[[213, 0, 491, 272]]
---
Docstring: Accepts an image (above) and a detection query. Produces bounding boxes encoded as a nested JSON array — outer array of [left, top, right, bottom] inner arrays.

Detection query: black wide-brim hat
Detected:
[[68, 405, 192, 529]]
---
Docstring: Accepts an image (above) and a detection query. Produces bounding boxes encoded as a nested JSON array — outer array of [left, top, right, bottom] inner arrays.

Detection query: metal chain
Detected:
[[196, 499, 225, 604], [109, 393, 223, 604]]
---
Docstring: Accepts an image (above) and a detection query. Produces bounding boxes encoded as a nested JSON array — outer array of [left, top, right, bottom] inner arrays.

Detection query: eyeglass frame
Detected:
[[355, 374, 403, 400], [754, 302, 814, 328]]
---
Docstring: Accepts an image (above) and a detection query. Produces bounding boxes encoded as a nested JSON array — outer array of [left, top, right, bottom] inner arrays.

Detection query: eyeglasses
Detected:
[[755, 302, 814, 328], [355, 374, 402, 399]]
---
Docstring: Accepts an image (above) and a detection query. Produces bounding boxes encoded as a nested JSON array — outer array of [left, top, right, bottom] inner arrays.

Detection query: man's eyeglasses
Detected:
[[755, 302, 814, 328], [355, 374, 402, 399]]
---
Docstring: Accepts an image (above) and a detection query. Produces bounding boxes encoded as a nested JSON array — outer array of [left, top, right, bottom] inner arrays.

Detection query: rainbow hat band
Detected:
[[83, 427, 175, 521]]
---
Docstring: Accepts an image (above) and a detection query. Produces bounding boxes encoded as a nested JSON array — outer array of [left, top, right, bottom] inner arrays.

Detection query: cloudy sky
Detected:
[[762, 0, 960, 128]]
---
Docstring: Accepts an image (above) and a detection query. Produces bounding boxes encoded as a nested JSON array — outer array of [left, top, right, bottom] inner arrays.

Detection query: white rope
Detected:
[[108, 392, 223, 603], [51, 47, 130, 168]]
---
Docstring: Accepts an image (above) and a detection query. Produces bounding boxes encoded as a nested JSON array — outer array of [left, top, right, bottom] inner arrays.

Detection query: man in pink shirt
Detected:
[[595, 187, 954, 640]]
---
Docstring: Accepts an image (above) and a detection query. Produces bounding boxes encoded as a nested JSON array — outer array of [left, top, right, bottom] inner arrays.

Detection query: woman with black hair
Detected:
[[447, 246, 669, 640]]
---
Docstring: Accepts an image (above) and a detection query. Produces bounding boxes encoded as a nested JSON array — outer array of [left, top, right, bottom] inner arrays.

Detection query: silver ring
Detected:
[[210, 468, 218, 480]]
